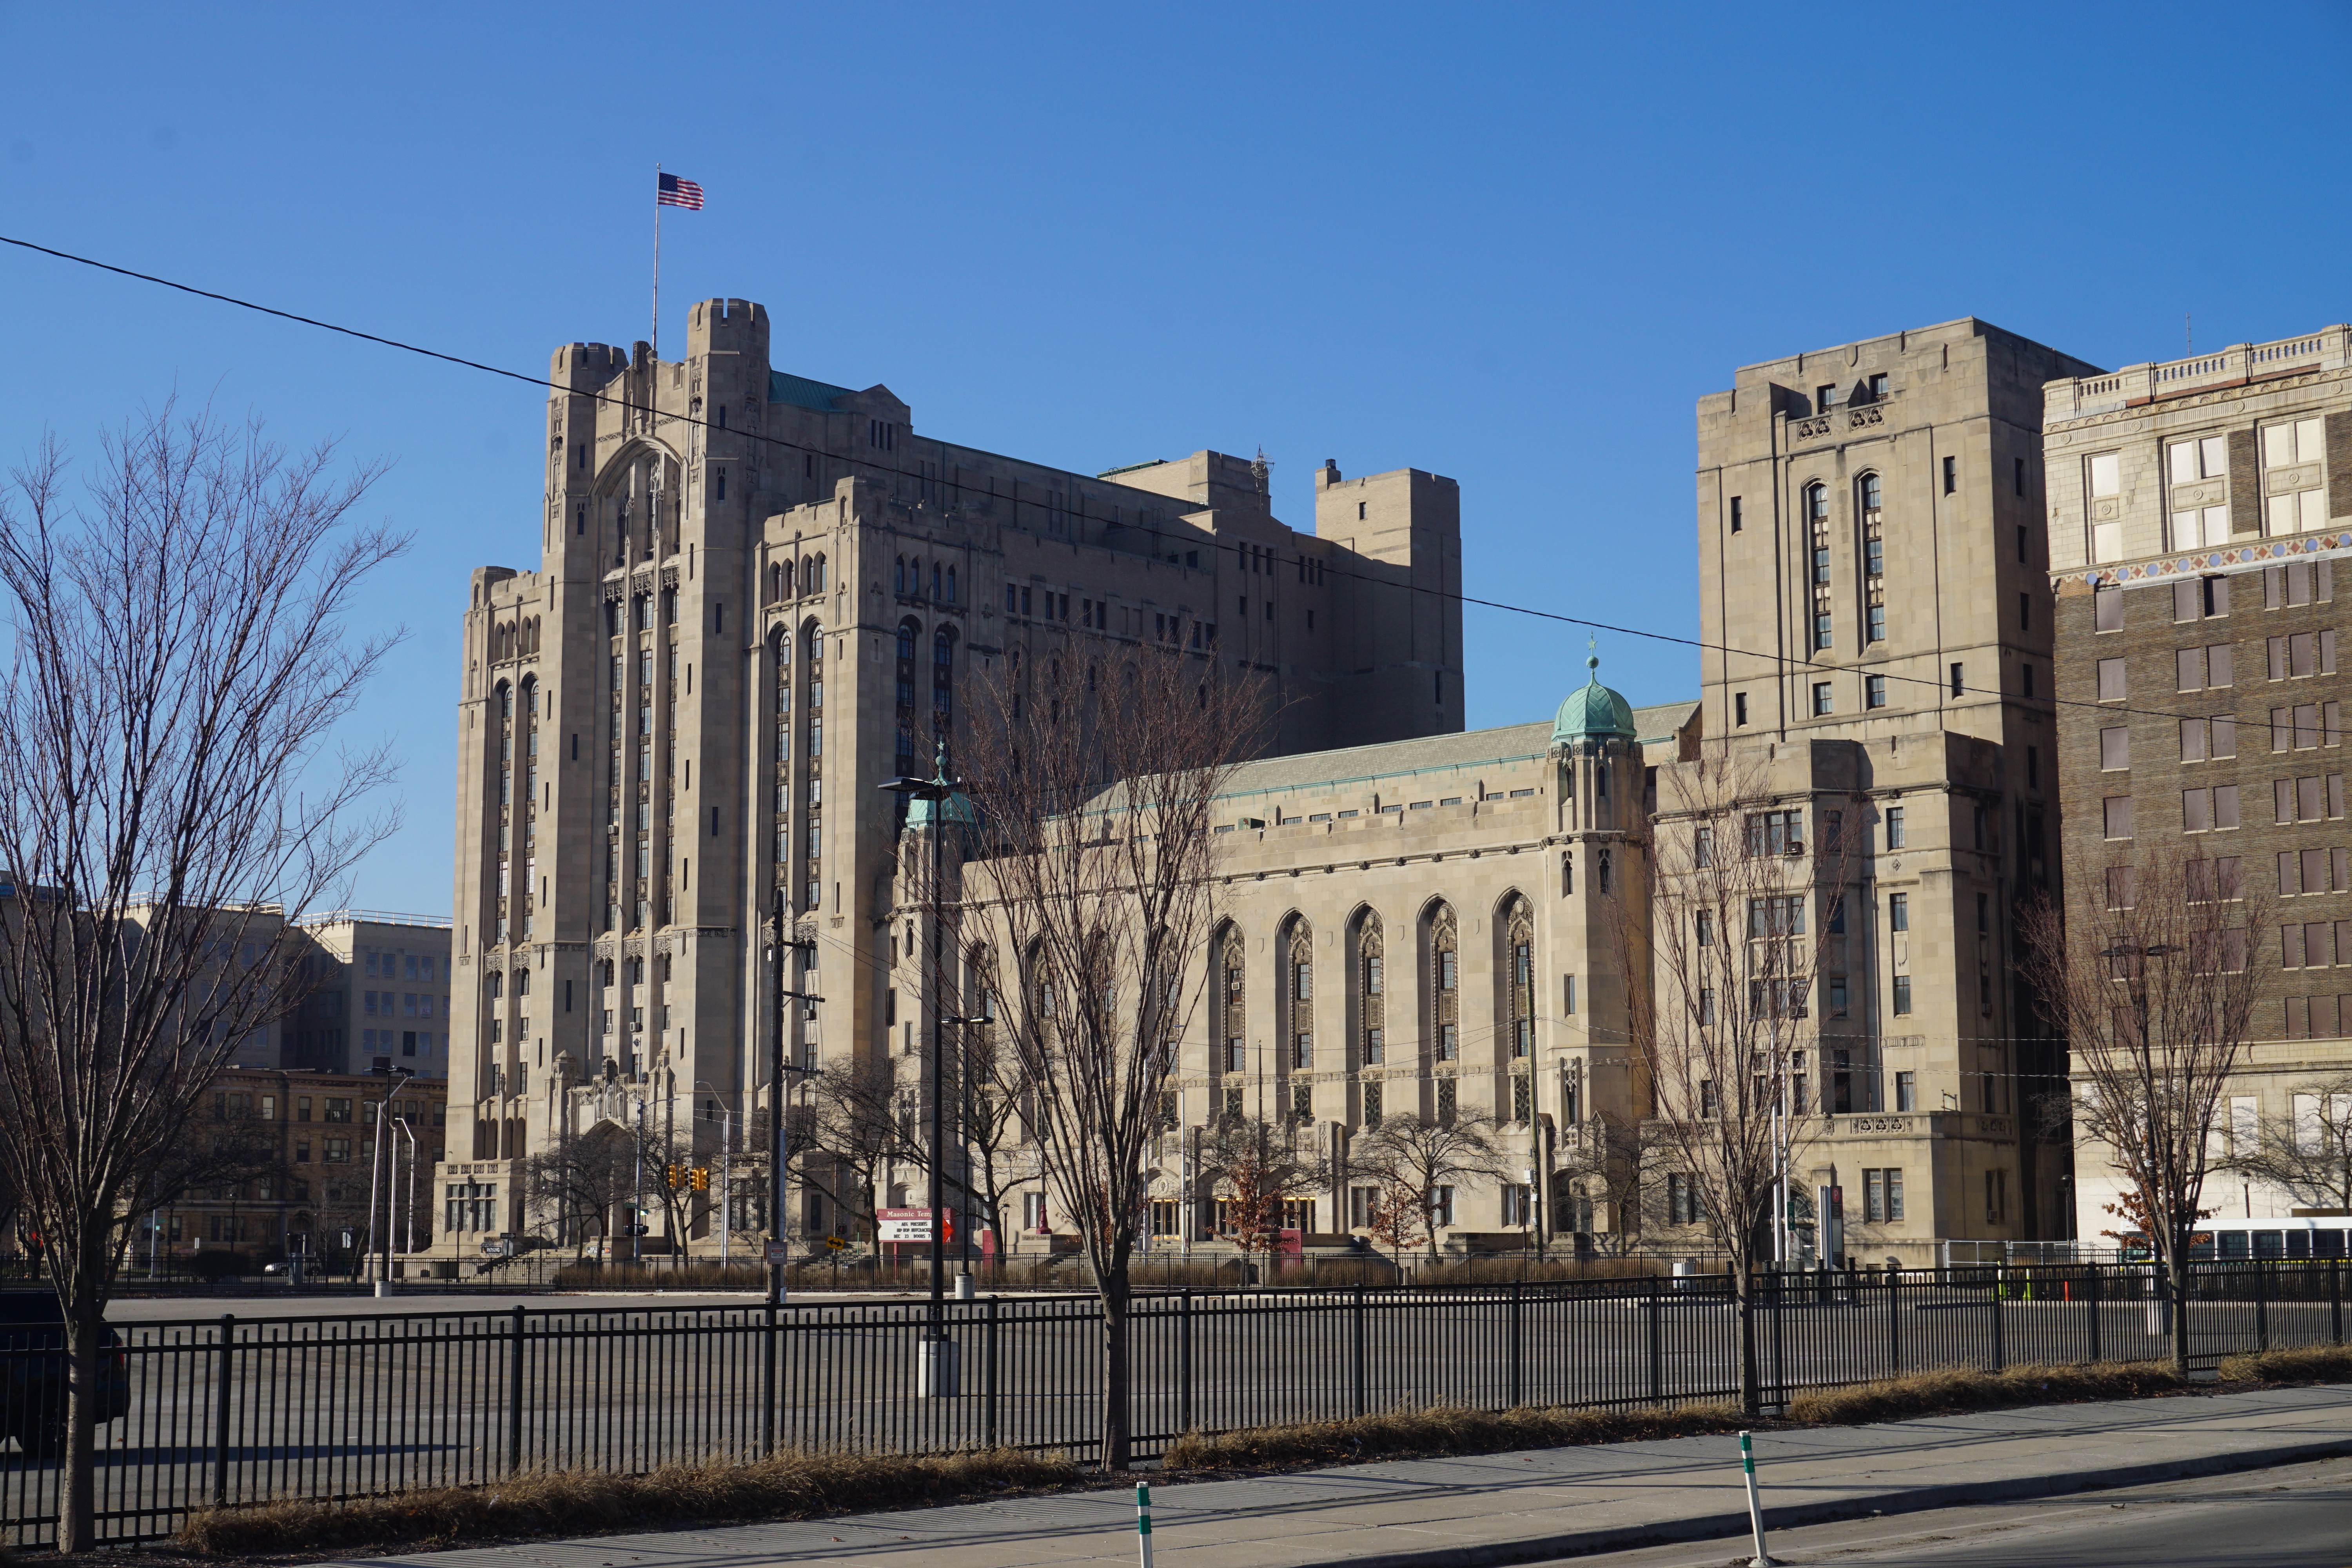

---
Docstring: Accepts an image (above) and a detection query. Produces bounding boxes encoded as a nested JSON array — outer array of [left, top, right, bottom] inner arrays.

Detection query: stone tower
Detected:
[[434, 300, 1465, 1259]]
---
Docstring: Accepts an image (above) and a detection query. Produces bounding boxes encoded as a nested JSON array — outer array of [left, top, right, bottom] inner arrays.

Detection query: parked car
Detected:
[[0, 1292, 130, 1460]]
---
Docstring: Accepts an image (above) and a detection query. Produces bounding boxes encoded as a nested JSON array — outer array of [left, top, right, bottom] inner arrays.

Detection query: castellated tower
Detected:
[[434, 301, 1464, 1261]]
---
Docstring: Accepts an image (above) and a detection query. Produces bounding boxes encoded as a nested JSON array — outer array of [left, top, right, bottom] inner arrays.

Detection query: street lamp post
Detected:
[[765, 889, 820, 1304], [632, 1094, 646, 1265], [880, 750, 964, 1397], [368, 1063, 414, 1298], [693, 1082, 737, 1270]]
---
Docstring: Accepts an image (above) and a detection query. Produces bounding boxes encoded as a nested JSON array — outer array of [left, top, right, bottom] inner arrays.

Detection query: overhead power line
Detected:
[[0, 230, 2302, 731]]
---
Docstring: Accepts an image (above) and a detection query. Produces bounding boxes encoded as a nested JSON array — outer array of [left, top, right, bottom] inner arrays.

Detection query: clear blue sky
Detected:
[[4, 3, 2347, 918]]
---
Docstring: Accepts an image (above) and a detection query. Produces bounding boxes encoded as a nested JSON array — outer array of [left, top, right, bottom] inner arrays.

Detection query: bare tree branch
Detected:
[[2020, 848, 2267, 1372], [0, 403, 405, 1547], [955, 639, 1268, 1469]]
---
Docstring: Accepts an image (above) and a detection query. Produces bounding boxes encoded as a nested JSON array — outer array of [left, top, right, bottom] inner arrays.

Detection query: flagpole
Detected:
[[651, 163, 662, 363]]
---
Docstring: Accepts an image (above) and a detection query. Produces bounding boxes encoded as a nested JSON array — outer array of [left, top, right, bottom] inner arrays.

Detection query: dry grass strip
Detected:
[[1784, 1361, 2185, 1426], [2218, 1344, 2352, 1384], [175, 1447, 1077, 1556], [174, 1352, 2352, 1555], [1161, 1400, 1747, 1472]]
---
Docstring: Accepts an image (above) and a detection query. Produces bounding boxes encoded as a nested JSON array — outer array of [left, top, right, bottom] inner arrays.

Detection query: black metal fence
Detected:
[[4, 1261, 2345, 1548]]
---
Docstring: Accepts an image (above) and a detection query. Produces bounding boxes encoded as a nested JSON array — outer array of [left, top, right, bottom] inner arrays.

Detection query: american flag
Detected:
[[657, 172, 705, 210]]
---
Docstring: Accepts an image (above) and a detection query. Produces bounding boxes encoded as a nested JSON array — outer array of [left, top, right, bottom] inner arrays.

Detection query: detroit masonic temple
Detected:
[[428, 301, 2091, 1270]]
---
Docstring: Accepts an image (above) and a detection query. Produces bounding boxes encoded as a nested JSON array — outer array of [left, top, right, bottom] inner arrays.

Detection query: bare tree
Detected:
[[2219, 1076, 2352, 1212], [523, 1122, 636, 1253], [1616, 745, 1850, 1416], [0, 406, 402, 1547], [958, 641, 1267, 1470], [1347, 1107, 1512, 1263], [802, 1058, 913, 1246], [2021, 849, 2265, 1376], [1197, 1113, 1329, 1267], [1553, 1106, 1657, 1257], [953, 1011, 1035, 1269]]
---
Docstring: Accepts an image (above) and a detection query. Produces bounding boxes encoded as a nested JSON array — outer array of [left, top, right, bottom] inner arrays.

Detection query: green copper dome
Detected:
[[1552, 654, 1636, 744]]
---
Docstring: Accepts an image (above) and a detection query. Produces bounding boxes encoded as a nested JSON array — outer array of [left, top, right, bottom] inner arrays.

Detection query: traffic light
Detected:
[[666, 1163, 686, 1191], [689, 1167, 710, 1192]]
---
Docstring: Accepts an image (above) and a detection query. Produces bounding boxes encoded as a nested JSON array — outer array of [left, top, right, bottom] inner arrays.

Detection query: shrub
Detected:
[[1785, 1361, 2182, 1426], [2218, 1345, 2352, 1385], [1162, 1400, 1743, 1472], [177, 1447, 1078, 1555]]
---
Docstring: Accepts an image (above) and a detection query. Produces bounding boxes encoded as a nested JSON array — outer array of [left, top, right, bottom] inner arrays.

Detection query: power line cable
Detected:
[[0, 231, 2292, 733]]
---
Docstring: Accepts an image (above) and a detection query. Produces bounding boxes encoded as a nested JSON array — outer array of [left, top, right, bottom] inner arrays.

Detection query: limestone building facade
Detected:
[[939, 673, 1701, 1255], [430, 299, 1464, 1257], [2043, 325, 2352, 1245], [1686, 319, 2106, 1254]]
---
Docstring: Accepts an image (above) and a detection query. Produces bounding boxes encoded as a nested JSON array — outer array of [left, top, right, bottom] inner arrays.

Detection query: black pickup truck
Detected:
[[1, 1292, 130, 1459]]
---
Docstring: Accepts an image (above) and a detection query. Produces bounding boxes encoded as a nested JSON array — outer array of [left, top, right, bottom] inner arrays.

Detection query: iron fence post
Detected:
[[1177, 1290, 1192, 1435], [1508, 1281, 1523, 1409], [1351, 1285, 1367, 1418], [762, 1298, 777, 1455], [2256, 1262, 2269, 1352], [1769, 1271, 1786, 1410], [985, 1295, 1000, 1447], [2333, 1258, 2344, 1347], [1989, 1269, 2005, 1372], [1646, 1280, 1663, 1402], [2087, 1264, 2102, 1364], [211, 1314, 234, 1508], [507, 1306, 526, 1474], [1887, 1268, 1901, 1377]]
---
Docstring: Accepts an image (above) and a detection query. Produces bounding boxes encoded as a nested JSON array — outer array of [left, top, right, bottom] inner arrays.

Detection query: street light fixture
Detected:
[[367, 1062, 414, 1298], [879, 750, 964, 1397]]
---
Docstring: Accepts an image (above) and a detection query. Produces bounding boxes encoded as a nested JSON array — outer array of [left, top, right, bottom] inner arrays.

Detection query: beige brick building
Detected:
[[2044, 325, 2352, 1245], [432, 299, 1465, 1259], [1684, 319, 2105, 1256]]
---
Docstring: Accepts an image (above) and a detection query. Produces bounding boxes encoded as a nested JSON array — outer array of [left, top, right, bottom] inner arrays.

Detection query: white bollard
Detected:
[[1739, 1430, 1776, 1566], [1135, 1482, 1154, 1568]]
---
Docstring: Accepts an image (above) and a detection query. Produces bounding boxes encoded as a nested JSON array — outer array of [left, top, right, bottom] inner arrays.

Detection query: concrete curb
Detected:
[[1297, 1435, 2352, 1568]]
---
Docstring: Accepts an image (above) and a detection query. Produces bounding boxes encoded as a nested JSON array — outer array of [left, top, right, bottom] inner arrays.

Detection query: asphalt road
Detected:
[[1558, 1456, 2352, 1567]]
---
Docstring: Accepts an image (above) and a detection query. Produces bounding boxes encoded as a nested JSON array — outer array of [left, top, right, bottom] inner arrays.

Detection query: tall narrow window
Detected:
[[1506, 899, 1535, 1059], [2088, 451, 2123, 562], [1430, 904, 1459, 1062], [1355, 912, 1386, 1067]]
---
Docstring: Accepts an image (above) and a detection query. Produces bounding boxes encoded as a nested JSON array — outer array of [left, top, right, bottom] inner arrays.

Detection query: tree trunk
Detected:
[[62, 1301, 102, 1552], [1734, 1265, 1761, 1418], [2168, 1254, 2191, 1378], [1099, 1270, 1132, 1471]]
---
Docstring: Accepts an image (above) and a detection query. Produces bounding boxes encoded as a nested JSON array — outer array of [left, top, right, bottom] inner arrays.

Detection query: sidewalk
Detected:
[[325, 1384, 2352, 1568]]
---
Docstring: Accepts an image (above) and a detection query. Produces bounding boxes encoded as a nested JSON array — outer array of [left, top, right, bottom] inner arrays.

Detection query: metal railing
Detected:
[[2, 1260, 2344, 1548]]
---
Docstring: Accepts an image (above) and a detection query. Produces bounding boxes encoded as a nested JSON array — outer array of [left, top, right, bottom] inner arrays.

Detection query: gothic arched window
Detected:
[[1354, 910, 1385, 1068]]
